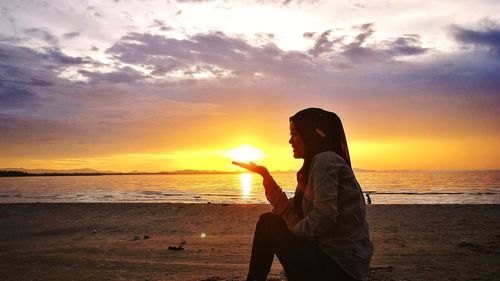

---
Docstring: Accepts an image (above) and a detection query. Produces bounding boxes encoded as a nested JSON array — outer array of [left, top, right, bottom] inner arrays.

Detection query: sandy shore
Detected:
[[0, 203, 498, 281]]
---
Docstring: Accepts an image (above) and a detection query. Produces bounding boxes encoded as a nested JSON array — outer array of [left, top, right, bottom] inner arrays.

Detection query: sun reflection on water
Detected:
[[240, 173, 252, 199]]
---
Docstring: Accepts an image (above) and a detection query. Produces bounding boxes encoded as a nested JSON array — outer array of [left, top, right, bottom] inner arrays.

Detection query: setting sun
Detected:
[[226, 145, 266, 163]]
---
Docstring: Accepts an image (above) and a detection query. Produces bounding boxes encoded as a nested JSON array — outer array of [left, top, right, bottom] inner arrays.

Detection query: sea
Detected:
[[0, 170, 499, 204]]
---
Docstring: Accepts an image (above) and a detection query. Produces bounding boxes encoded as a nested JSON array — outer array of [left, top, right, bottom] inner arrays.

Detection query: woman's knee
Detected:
[[256, 212, 288, 237], [257, 212, 281, 226]]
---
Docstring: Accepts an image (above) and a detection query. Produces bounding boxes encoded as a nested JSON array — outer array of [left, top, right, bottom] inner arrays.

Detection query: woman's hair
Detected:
[[289, 107, 351, 216]]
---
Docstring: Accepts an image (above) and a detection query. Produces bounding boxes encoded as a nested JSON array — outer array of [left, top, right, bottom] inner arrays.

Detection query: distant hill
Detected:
[[1, 167, 376, 175], [353, 168, 377, 172], [0, 168, 102, 174], [0, 168, 239, 177]]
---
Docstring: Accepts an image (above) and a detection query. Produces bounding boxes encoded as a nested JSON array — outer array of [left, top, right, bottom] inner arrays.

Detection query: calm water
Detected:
[[0, 171, 499, 204]]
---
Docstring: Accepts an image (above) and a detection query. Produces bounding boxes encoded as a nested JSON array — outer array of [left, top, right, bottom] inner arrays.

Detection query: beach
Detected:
[[0, 203, 498, 281]]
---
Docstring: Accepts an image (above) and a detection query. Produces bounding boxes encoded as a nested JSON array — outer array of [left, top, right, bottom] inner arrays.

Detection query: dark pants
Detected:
[[247, 212, 358, 281]]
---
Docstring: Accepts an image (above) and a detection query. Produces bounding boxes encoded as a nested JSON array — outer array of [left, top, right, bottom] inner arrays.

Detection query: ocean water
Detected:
[[0, 170, 499, 204]]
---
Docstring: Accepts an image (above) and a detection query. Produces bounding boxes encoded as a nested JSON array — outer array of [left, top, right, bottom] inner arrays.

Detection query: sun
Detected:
[[227, 144, 265, 163]]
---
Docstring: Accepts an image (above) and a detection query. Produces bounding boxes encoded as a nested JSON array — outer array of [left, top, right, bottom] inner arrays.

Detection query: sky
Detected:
[[0, 0, 499, 172]]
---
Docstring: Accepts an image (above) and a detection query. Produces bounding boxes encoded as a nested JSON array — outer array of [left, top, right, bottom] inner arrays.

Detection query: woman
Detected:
[[233, 108, 373, 281]]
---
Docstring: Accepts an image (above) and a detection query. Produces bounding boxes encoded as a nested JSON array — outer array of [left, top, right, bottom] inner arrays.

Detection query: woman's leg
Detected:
[[247, 212, 290, 281], [247, 212, 359, 281]]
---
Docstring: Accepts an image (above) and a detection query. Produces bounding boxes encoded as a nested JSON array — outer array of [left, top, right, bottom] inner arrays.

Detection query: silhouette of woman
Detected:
[[233, 108, 373, 281]]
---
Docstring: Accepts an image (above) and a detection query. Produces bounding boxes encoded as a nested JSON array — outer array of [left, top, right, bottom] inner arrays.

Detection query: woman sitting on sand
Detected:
[[233, 108, 373, 281]]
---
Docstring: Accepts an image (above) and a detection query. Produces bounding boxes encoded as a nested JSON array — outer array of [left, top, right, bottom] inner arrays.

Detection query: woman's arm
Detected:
[[232, 161, 301, 229], [264, 175, 303, 230], [232, 161, 291, 213], [262, 174, 290, 214]]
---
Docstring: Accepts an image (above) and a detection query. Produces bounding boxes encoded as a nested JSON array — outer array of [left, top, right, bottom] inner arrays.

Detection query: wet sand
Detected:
[[0, 203, 498, 280]]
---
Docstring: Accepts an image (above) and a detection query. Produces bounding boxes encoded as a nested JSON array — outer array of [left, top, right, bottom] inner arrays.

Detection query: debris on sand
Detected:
[[168, 238, 187, 251]]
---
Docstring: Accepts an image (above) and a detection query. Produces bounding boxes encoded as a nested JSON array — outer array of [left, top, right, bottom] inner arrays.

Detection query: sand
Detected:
[[0, 203, 498, 281]]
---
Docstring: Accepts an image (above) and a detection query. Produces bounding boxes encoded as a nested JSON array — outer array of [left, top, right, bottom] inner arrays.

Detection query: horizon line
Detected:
[[1, 168, 499, 176]]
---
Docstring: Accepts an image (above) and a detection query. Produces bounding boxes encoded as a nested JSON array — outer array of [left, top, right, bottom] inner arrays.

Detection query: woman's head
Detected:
[[289, 107, 351, 167]]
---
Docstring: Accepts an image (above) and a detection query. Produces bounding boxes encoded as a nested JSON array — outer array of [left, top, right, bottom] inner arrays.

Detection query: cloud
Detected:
[[0, 77, 53, 87], [151, 19, 173, 32], [176, 0, 209, 2], [1, 23, 498, 165], [79, 66, 146, 84], [175, 0, 319, 5], [23, 28, 59, 46], [388, 35, 428, 56], [42, 48, 90, 65], [303, 32, 315, 39], [105, 31, 315, 79], [0, 42, 94, 116], [339, 23, 380, 62], [0, 86, 39, 107], [308, 30, 332, 57], [353, 3, 366, 9], [305, 24, 428, 63], [0, 42, 89, 77], [452, 22, 500, 57], [62, 32, 80, 40], [0, 43, 57, 86]]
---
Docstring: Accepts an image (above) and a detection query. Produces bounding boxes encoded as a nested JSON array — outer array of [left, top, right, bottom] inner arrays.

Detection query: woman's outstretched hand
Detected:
[[232, 161, 270, 178]]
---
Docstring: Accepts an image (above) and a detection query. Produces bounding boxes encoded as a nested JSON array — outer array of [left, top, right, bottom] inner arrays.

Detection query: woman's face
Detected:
[[289, 121, 305, 159]]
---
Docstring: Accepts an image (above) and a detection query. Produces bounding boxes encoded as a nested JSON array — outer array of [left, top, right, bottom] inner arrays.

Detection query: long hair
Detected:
[[289, 108, 351, 217]]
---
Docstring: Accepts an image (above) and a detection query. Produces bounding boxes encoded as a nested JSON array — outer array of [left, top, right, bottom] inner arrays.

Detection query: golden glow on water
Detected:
[[240, 173, 252, 198]]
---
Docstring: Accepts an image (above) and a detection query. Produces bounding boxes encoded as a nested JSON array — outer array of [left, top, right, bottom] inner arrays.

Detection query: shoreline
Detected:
[[1, 203, 499, 280]]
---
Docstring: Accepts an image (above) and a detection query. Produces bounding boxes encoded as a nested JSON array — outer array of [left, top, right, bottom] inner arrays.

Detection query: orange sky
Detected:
[[1, 1, 499, 172]]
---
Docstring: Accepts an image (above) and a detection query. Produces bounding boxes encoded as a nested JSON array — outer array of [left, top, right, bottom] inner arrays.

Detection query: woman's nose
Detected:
[[288, 137, 293, 144]]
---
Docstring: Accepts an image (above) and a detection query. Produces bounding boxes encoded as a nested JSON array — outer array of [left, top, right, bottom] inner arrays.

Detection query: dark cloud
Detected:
[[0, 86, 39, 107], [151, 19, 173, 31], [42, 48, 89, 65], [340, 23, 377, 61], [308, 30, 343, 57], [23, 28, 59, 46], [1, 23, 499, 163], [62, 32, 80, 40], [388, 34, 428, 56], [79, 66, 146, 84], [87, 3, 102, 17], [0, 43, 56, 76], [306, 25, 376, 60], [0, 34, 24, 44], [106, 31, 315, 78], [354, 3, 366, 9], [303, 32, 315, 38], [452, 24, 500, 56], [0, 42, 94, 115], [255, 33, 275, 40], [305, 24, 428, 63], [0, 78, 53, 87]]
